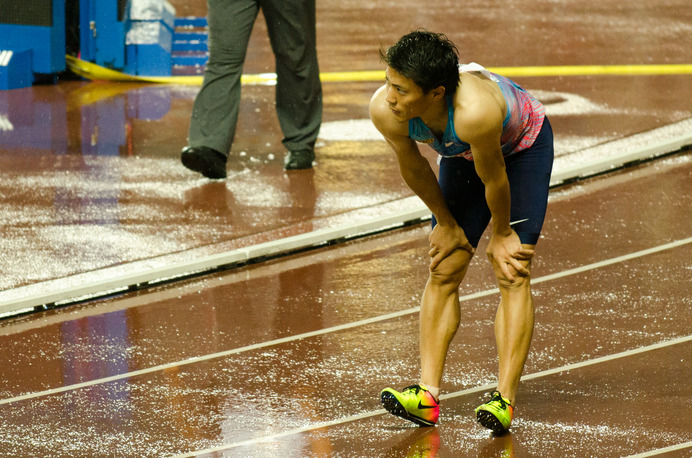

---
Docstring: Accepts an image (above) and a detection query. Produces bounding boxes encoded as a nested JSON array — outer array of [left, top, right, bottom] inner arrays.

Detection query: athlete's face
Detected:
[[384, 67, 431, 122]]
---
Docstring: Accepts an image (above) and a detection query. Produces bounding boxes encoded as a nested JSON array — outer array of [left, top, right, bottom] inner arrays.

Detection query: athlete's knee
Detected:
[[429, 249, 472, 287], [493, 260, 532, 291], [497, 272, 531, 292]]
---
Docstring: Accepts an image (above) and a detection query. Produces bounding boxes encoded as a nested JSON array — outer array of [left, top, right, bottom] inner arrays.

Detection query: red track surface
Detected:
[[0, 0, 691, 455]]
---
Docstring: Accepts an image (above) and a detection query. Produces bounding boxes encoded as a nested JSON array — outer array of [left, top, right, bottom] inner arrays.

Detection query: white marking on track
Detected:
[[0, 237, 689, 409], [172, 334, 692, 456], [623, 441, 692, 457], [316, 90, 614, 143]]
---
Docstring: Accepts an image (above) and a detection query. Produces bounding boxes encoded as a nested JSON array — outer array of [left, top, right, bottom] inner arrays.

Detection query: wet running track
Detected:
[[0, 0, 691, 456]]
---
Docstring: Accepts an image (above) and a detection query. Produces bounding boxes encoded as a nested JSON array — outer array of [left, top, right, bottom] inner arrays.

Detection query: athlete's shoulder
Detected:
[[453, 83, 504, 142]]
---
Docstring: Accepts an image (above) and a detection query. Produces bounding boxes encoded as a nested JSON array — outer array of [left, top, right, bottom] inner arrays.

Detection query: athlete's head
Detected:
[[381, 30, 460, 96]]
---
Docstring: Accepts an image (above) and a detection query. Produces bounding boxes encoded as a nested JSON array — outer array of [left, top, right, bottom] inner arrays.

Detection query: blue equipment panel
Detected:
[[79, 0, 126, 69], [0, 0, 66, 75]]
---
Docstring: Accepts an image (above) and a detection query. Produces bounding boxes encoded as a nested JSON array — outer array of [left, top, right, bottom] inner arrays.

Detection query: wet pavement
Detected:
[[3, 75, 688, 297], [1, 0, 691, 304], [0, 0, 691, 455], [0, 151, 690, 457]]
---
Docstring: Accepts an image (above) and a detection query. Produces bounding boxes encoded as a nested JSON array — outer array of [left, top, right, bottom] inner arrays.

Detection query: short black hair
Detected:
[[380, 30, 460, 95]]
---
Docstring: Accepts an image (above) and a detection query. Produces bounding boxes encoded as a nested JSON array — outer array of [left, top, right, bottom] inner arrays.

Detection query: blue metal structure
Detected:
[[0, 0, 65, 88], [79, 0, 126, 69], [0, 0, 207, 88]]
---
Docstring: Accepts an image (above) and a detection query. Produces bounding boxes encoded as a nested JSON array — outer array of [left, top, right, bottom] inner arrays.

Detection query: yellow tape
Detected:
[[490, 64, 692, 77], [66, 55, 204, 84], [65, 56, 692, 86]]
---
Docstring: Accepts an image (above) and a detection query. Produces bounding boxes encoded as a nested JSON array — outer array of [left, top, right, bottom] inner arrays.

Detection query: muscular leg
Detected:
[[420, 248, 473, 390], [491, 244, 535, 405], [422, 157, 487, 390]]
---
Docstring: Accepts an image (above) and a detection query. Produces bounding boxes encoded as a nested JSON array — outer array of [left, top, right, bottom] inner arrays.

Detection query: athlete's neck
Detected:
[[420, 96, 449, 136]]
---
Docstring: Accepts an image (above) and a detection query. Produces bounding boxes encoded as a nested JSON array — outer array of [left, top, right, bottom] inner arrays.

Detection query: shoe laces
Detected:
[[490, 390, 509, 409], [403, 384, 424, 395]]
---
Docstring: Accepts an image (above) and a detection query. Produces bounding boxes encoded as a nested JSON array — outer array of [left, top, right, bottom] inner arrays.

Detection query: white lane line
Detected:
[[171, 335, 692, 457], [1, 237, 690, 407], [624, 441, 692, 457], [0, 204, 431, 315], [3, 131, 690, 318], [531, 237, 692, 286]]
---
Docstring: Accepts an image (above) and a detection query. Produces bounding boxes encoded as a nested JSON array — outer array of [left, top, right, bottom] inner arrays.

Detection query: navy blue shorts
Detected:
[[433, 117, 554, 247]]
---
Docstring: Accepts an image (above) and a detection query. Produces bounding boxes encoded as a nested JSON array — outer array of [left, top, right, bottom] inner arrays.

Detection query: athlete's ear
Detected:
[[430, 85, 445, 101]]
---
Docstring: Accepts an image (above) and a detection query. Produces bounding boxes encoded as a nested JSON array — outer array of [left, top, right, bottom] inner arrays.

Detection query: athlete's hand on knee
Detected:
[[486, 231, 534, 281], [429, 223, 474, 270]]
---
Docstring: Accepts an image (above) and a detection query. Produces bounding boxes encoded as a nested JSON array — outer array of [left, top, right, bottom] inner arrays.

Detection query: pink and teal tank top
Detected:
[[408, 63, 546, 160]]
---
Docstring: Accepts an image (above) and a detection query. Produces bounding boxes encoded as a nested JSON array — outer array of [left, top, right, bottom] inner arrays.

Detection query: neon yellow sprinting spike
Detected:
[[475, 391, 514, 433], [381, 384, 440, 427], [65, 55, 692, 86]]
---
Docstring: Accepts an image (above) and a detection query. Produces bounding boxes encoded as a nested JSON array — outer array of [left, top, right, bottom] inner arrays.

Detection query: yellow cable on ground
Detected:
[[65, 56, 692, 86], [492, 64, 692, 77], [66, 55, 204, 84]]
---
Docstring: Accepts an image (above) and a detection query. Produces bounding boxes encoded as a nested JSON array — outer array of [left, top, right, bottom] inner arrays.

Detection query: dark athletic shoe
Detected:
[[181, 146, 227, 179], [283, 149, 315, 170]]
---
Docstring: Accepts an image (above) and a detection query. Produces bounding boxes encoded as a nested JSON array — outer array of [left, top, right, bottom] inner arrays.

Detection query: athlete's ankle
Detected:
[[420, 383, 440, 403]]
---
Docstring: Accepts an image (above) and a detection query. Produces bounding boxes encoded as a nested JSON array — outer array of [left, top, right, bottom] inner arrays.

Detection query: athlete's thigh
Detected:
[[505, 118, 554, 245], [435, 156, 491, 248]]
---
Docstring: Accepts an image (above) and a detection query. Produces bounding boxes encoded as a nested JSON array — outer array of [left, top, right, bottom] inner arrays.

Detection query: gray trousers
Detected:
[[188, 0, 323, 155]]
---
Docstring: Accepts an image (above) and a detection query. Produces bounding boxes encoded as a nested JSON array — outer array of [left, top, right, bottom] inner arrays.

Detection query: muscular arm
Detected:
[[464, 111, 512, 237], [460, 102, 534, 279], [369, 87, 474, 266]]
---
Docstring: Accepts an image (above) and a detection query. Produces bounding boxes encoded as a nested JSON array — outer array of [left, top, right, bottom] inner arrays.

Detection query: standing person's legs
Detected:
[[261, 0, 323, 169], [419, 249, 471, 393], [188, 0, 258, 156], [421, 157, 492, 392], [476, 117, 554, 433], [475, 252, 533, 434], [380, 156, 491, 427], [485, 247, 534, 407], [496, 117, 553, 403]]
